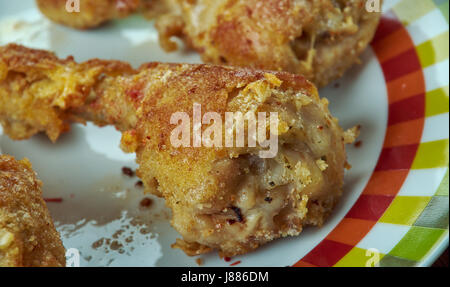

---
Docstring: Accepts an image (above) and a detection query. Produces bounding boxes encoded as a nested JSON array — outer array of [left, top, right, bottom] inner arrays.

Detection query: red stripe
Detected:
[[292, 260, 318, 267], [375, 144, 419, 171], [301, 240, 353, 267], [372, 11, 402, 42], [388, 94, 425, 125], [382, 49, 422, 82], [346, 195, 395, 221]]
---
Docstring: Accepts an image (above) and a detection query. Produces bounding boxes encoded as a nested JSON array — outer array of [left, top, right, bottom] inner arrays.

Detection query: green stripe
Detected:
[[379, 254, 417, 267], [437, 1, 449, 22], [380, 196, 431, 225], [426, 86, 449, 117], [435, 169, 449, 196], [412, 140, 449, 169], [432, 0, 448, 5], [416, 31, 449, 68], [414, 196, 449, 228], [433, 0, 449, 23], [389, 226, 446, 261]]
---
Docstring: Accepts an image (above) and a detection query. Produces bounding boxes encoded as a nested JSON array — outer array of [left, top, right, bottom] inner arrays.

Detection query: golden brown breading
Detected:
[[0, 44, 357, 257], [156, 0, 381, 87], [0, 155, 66, 267], [36, 0, 140, 29], [35, 0, 380, 87], [0, 44, 136, 142]]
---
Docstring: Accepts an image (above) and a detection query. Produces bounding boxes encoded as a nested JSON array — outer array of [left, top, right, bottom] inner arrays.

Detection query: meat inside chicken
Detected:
[[0, 155, 66, 267], [0, 44, 358, 257]]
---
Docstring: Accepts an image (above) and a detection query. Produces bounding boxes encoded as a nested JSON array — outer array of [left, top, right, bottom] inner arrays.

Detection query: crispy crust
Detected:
[[0, 155, 66, 267], [156, 0, 381, 87], [0, 44, 356, 257], [0, 44, 135, 141], [35, 0, 380, 87]]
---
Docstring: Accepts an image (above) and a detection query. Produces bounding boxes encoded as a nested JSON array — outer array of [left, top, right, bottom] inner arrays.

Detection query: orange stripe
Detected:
[[372, 28, 413, 63], [384, 118, 425, 148], [387, 70, 426, 104], [363, 170, 409, 196], [327, 218, 376, 246], [292, 260, 318, 267]]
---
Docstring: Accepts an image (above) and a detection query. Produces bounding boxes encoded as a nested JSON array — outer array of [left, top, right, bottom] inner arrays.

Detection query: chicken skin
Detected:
[[36, 0, 381, 87], [0, 44, 357, 257], [0, 155, 66, 267]]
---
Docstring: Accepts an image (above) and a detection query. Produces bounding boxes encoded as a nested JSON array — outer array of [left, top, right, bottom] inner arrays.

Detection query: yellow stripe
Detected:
[[426, 86, 449, 117], [393, 0, 436, 25], [417, 31, 450, 68], [334, 247, 385, 267], [412, 139, 450, 169], [380, 196, 432, 225]]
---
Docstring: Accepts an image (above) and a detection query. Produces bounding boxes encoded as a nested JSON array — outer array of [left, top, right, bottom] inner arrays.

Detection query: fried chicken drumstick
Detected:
[[156, 0, 381, 87], [36, 0, 381, 87], [0, 155, 66, 267], [0, 44, 357, 257]]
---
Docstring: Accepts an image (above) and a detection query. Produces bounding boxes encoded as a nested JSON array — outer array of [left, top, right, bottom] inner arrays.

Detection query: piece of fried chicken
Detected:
[[156, 0, 381, 87], [36, 0, 381, 87], [36, 0, 140, 29], [0, 44, 357, 257], [0, 155, 66, 267]]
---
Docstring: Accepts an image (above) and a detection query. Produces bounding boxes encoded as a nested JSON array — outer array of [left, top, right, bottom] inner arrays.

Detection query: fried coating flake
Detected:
[[0, 44, 357, 257], [0, 155, 66, 267]]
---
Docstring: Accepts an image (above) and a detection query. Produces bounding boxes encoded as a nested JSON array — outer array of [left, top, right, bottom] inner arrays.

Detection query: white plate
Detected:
[[0, 0, 448, 267]]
